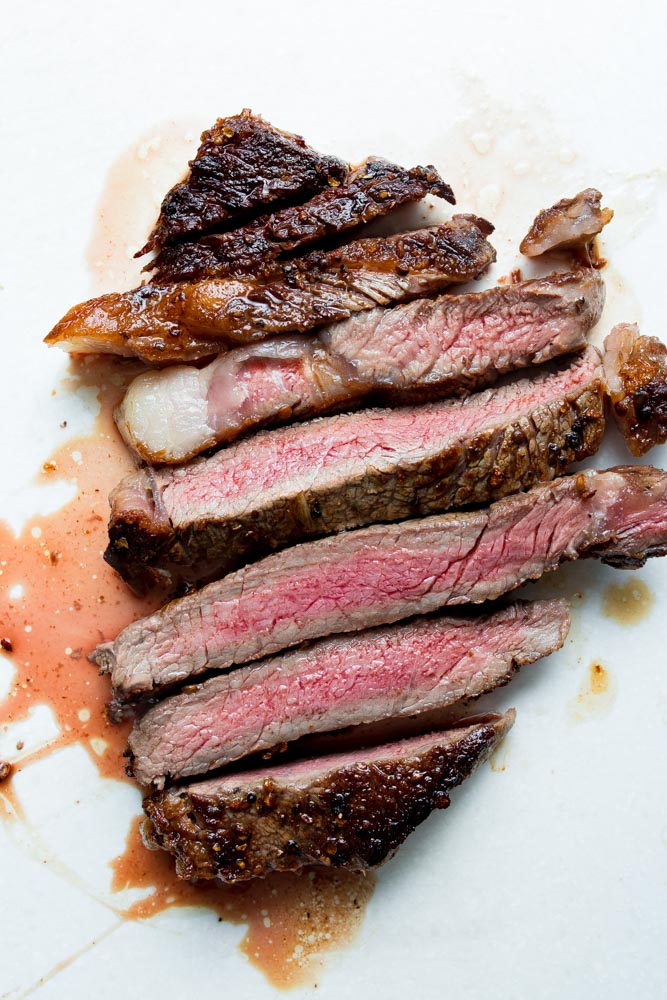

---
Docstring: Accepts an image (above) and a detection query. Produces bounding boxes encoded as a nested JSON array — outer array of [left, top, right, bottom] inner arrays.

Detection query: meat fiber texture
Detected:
[[115, 269, 604, 464], [142, 712, 513, 882], [128, 599, 569, 787], [95, 464, 667, 715], [44, 218, 496, 363], [105, 346, 605, 590]]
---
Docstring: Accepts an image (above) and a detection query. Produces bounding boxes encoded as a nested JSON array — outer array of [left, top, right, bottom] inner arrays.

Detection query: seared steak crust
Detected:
[[604, 323, 667, 456], [142, 713, 512, 882], [105, 348, 605, 591], [45, 218, 495, 363], [520, 188, 613, 260], [149, 158, 454, 283], [96, 465, 667, 712], [139, 110, 348, 254]]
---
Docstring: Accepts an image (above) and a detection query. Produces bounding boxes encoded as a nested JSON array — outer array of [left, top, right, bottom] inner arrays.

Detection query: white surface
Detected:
[[1, 1, 667, 997]]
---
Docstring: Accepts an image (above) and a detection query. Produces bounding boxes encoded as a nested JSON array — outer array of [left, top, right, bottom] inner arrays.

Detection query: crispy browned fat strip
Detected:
[[45, 218, 496, 364], [139, 109, 348, 254], [520, 188, 613, 260], [142, 712, 514, 883], [604, 323, 667, 456], [148, 157, 454, 283]]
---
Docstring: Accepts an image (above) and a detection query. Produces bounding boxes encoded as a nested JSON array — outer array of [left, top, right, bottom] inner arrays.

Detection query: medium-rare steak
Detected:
[[148, 157, 455, 283], [96, 464, 667, 714], [116, 269, 605, 465], [604, 323, 667, 456], [45, 218, 495, 363], [142, 712, 513, 882], [138, 109, 348, 254], [128, 600, 569, 787], [520, 188, 613, 260], [105, 347, 604, 591]]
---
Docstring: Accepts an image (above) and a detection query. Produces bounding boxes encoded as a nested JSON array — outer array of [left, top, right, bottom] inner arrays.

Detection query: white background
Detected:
[[1, 1, 666, 997]]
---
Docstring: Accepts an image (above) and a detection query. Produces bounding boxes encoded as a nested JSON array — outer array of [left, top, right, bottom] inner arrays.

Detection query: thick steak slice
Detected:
[[520, 188, 613, 260], [116, 269, 605, 464], [139, 110, 348, 254], [44, 218, 496, 363], [128, 600, 569, 786], [142, 711, 514, 882], [148, 158, 454, 283], [96, 464, 667, 713], [105, 347, 604, 591], [604, 323, 667, 456]]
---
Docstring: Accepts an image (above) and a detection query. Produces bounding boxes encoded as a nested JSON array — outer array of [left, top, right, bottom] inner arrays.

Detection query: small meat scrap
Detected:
[[139, 110, 347, 254], [0, 761, 13, 782], [520, 188, 613, 262], [604, 323, 667, 456], [148, 157, 455, 283]]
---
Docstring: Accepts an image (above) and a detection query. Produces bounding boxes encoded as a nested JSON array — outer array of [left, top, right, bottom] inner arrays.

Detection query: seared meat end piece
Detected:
[[105, 348, 604, 591], [604, 323, 667, 456], [142, 712, 514, 882], [139, 109, 348, 254], [95, 464, 667, 714], [45, 218, 496, 364], [148, 157, 455, 283], [520, 188, 613, 262], [115, 269, 604, 465], [127, 600, 569, 786]]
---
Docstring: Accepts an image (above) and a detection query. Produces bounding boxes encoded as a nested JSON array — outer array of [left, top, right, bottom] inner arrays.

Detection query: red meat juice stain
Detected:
[[0, 354, 375, 988]]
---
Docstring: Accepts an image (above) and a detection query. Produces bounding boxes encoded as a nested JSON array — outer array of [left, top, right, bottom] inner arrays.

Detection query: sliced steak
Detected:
[[142, 711, 513, 882], [148, 157, 454, 283], [604, 323, 667, 456], [520, 188, 613, 261], [128, 599, 569, 787], [105, 347, 604, 591], [45, 218, 495, 363], [116, 269, 605, 465], [138, 110, 348, 254], [96, 464, 667, 714]]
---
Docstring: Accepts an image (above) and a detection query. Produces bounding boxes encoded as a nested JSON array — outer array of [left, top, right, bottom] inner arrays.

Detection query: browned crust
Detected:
[[604, 324, 667, 456], [142, 716, 510, 882]]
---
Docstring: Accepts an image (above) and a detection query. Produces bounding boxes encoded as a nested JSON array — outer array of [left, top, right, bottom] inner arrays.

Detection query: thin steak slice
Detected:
[[96, 464, 667, 713], [148, 157, 455, 283], [138, 110, 348, 254], [105, 347, 604, 591], [45, 218, 495, 364], [128, 599, 569, 786], [520, 188, 613, 261], [116, 269, 605, 465], [142, 711, 513, 882], [604, 323, 667, 456]]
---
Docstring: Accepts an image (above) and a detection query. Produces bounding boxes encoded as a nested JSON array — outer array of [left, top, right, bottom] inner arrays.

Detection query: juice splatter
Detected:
[[602, 577, 654, 625]]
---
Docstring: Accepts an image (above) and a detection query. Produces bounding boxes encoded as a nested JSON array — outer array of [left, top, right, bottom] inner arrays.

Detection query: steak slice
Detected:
[[148, 157, 455, 283], [96, 464, 667, 713], [604, 323, 667, 456], [138, 110, 348, 254], [116, 269, 605, 465], [520, 188, 613, 261], [45, 218, 496, 364], [128, 599, 569, 786], [105, 347, 604, 591], [142, 711, 514, 882]]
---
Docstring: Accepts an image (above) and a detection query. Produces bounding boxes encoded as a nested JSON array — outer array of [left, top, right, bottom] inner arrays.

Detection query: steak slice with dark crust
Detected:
[[128, 599, 569, 787], [45, 218, 496, 364], [138, 110, 348, 255], [604, 323, 667, 456], [141, 711, 513, 882], [105, 347, 604, 591], [520, 188, 613, 262], [95, 465, 667, 714], [148, 158, 455, 283], [115, 269, 605, 465]]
